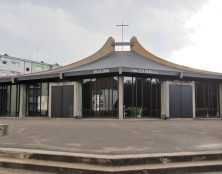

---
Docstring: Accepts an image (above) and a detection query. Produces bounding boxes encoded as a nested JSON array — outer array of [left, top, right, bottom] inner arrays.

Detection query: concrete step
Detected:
[[1, 148, 222, 166], [1, 157, 222, 174], [0, 167, 54, 174]]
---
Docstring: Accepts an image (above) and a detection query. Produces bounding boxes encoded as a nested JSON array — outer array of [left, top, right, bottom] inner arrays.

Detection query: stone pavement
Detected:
[[0, 118, 222, 155]]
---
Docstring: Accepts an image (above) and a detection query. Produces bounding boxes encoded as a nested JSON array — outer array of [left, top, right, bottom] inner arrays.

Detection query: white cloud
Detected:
[[0, 1, 107, 64], [170, 0, 222, 72], [0, 0, 209, 67]]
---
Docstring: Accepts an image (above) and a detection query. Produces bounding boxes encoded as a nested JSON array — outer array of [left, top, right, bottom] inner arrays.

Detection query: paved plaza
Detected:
[[0, 118, 222, 155]]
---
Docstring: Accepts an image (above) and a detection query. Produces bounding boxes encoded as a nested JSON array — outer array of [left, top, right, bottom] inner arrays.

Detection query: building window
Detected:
[[11, 61, 20, 66], [0, 71, 7, 76], [82, 77, 118, 117], [195, 81, 219, 117], [26, 67, 30, 72], [35, 66, 43, 71], [0, 84, 20, 117], [124, 76, 161, 118], [2, 60, 7, 65], [27, 83, 49, 117]]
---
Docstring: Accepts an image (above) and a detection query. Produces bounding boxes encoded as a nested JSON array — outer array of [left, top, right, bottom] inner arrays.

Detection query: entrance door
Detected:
[[51, 85, 74, 118], [169, 84, 193, 118]]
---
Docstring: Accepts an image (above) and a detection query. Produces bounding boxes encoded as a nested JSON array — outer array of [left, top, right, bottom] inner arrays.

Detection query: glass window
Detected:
[[124, 76, 161, 118], [0, 84, 20, 117], [11, 61, 20, 66], [195, 81, 219, 117], [82, 77, 118, 118], [41, 83, 48, 115], [27, 83, 48, 116]]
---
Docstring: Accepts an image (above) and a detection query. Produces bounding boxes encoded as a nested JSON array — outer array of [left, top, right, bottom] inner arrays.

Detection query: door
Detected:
[[169, 85, 181, 118], [169, 84, 193, 118], [181, 85, 193, 117], [51, 85, 74, 118]]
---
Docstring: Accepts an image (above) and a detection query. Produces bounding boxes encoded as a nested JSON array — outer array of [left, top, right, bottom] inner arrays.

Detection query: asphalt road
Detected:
[[0, 118, 222, 155]]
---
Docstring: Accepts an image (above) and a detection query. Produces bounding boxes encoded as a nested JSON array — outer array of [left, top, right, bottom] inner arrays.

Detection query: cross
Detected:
[[116, 22, 129, 49]]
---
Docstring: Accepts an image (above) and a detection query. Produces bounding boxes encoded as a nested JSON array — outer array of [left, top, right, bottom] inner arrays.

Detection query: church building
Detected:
[[0, 36, 221, 119]]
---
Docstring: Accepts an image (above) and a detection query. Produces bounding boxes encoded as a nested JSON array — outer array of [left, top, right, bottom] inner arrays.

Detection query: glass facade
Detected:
[[124, 77, 161, 118], [0, 84, 20, 117], [82, 77, 118, 117], [27, 83, 49, 116], [195, 81, 219, 117]]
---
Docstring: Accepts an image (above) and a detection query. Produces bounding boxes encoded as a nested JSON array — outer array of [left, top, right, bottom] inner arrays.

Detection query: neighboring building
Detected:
[[0, 54, 59, 76], [0, 36, 222, 119]]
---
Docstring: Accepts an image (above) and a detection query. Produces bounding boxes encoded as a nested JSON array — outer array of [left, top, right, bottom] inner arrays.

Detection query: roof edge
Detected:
[[49, 36, 115, 73], [6, 36, 115, 79], [130, 36, 222, 75]]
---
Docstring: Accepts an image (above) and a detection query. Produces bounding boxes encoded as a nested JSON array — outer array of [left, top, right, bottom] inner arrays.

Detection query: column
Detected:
[[19, 84, 26, 118], [74, 81, 82, 117], [161, 81, 169, 118], [191, 81, 196, 118], [118, 76, 124, 119], [48, 82, 52, 118]]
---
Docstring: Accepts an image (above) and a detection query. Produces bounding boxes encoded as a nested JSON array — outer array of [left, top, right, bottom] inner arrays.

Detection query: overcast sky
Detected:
[[0, 0, 222, 72]]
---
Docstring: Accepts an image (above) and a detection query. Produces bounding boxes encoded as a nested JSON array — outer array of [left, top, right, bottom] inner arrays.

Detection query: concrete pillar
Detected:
[[219, 83, 222, 117], [48, 82, 52, 118], [19, 84, 26, 118], [118, 76, 124, 119], [191, 81, 196, 118], [74, 81, 82, 117], [161, 81, 169, 118]]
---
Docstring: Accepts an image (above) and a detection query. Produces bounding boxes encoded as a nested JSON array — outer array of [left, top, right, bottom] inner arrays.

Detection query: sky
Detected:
[[0, 0, 222, 72]]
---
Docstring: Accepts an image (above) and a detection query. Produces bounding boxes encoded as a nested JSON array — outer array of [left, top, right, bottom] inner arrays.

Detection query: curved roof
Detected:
[[71, 51, 180, 72], [1, 36, 222, 83]]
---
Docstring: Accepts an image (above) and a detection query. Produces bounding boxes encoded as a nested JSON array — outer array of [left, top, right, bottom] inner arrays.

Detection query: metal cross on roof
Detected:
[[116, 22, 129, 50]]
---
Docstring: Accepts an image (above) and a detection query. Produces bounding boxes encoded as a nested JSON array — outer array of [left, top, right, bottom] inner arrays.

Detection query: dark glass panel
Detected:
[[143, 78, 151, 117], [124, 77, 133, 117], [195, 81, 219, 117], [41, 83, 48, 116], [82, 77, 118, 118], [136, 78, 143, 118], [124, 76, 161, 118], [82, 79, 91, 116], [27, 83, 48, 117]]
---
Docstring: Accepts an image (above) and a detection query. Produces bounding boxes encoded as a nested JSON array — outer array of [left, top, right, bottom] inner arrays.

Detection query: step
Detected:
[[0, 167, 54, 174], [1, 148, 222, 166], [1, 157, 222, 174]]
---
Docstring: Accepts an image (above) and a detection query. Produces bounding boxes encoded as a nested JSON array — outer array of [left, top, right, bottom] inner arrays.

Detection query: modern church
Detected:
[[0, 36, 221, 119]]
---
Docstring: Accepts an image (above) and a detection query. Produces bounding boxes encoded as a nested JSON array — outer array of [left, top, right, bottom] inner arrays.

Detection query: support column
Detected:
[[48, 83, 52, 118], [219, 83, 222, 117], [161, 81, 169, 118], [191, 81, 196, 118], [74, 81, 82, 117], [19, 84, 26, 118], [118, 76, 124, 119]]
